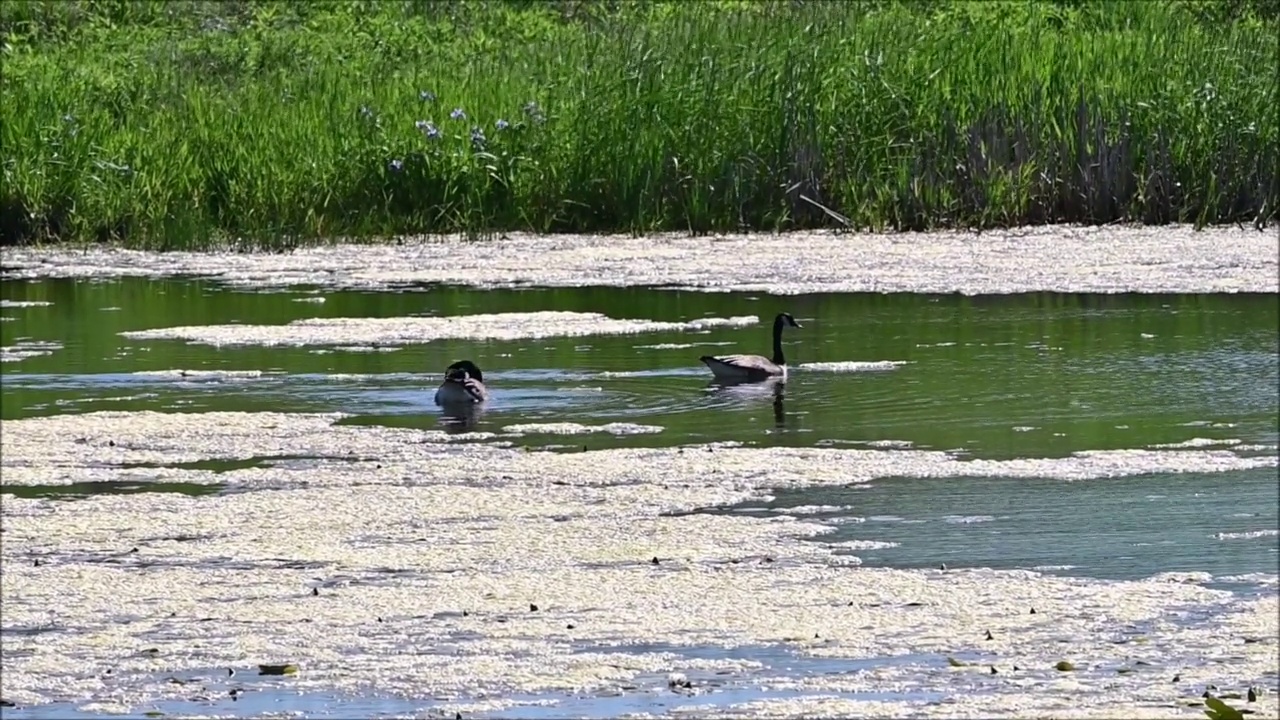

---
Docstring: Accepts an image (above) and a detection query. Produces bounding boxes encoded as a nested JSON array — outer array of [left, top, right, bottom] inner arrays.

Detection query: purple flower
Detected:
[[388, 159, 404, 172], [522, 101, 545, 123], [470, 126, 486, 148], [450, 108, 466, 121], [415, 120, 441, 140], [419, 90, 436, 102], [495, 119, 510, 131], [359, 105, 374, 119]]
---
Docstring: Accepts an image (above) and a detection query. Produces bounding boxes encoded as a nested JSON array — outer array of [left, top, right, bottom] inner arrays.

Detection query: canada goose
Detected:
[[700, 312, 802, 381], [434, 360, 488, 405]]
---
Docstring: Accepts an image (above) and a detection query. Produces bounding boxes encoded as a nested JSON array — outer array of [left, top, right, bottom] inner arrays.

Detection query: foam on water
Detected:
[[1215, 529, 1280, 541], [1149, 438, 1244, 449], [827, 540, 901, 550], [2, 226, 1275, 295], [762, 505, 853, 515], [502, 422, 666, 436], [634, 341, 737, 350], [131, 369, 268, 381], [0, 300, 53, 308], [1, 340, 63, 362], [1, 410, 1277, 718], [117, 312, 759, 348], [796, 361, 911, 373]]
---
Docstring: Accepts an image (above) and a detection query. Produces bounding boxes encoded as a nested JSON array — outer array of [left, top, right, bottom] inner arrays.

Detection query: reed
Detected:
[[2, 0, 1276, 249]]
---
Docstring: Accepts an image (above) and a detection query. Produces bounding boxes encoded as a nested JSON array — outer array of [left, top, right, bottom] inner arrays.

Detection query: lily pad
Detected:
[[258, 663, 299, 676], [1055, 661, 1076, 672]]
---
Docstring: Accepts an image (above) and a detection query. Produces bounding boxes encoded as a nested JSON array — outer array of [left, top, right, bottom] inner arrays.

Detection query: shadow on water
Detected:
[[1, 480, 224, 501], [119, 455, 347, 474], [1, 455, 373, 501]]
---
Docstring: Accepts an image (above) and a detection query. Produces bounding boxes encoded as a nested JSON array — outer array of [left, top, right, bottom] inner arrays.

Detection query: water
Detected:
[[718, 467, 1280, 586], [2, 277, 1277, 716], [0, 646, 954, 720], [3, 280, 1276, 457]]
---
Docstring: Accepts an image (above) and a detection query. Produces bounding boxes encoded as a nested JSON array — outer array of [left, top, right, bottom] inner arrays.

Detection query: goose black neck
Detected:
[[771, 315, 786, 365]]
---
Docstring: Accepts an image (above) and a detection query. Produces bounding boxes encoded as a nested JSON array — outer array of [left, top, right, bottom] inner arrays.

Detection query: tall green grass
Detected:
[[2, 0, 1277, 249]]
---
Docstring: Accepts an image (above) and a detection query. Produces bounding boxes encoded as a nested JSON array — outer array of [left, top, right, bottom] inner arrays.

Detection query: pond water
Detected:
[[4, 280, 1276, 457], [1, 276, 1277, 717]]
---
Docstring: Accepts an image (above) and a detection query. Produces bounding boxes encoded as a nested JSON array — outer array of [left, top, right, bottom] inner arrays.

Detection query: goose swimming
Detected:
[[699, 312, 802, 381], [434, 360, 488, 404]]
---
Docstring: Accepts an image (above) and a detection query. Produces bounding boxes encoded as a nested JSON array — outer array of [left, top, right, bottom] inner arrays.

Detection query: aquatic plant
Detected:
[[1, 0, 1276, 248]]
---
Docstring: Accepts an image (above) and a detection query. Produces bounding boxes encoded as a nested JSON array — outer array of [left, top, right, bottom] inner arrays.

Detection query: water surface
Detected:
[[3, 280, 1275, 458], [2, 277, 1276, 717]]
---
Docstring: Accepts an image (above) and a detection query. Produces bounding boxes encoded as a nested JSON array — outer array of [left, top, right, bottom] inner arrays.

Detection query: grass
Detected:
[[1, 0, 1277, 249]]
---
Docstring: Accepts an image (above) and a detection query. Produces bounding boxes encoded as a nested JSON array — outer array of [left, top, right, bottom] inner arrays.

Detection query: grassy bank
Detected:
[[2, 0, 1277, 249]]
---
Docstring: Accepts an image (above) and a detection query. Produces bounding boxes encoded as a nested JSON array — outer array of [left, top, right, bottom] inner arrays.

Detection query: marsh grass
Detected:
[[2, 0, 1277, 248]]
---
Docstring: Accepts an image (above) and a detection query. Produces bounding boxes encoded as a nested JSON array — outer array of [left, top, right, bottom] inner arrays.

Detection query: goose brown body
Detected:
[[434, 360, 488, 404], [700, 313, 802, 381]]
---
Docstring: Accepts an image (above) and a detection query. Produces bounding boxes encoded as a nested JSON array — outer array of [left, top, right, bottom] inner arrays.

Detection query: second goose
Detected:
[[434, 360, 489, 405]]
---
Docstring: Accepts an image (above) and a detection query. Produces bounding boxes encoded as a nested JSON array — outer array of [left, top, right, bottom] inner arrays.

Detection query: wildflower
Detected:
[[522, 101, 545, 124], [495, 119, 510, 131], [470, 126, 486, 148], [450, 108, 466, 121], [62, 114, 75, 124], [360, 105, 375, 120], [419, 90, 436, 102], [416, 120, 441, 140], [388, 159, 404, 173]]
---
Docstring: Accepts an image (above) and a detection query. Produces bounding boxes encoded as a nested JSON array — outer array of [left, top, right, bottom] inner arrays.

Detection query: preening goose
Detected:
[[699, 312, 802, 381], [434, 360, 489, 405]]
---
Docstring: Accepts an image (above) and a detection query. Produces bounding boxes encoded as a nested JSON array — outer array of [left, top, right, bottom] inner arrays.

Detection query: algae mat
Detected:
[[2, 225, 1277, 295], [1, 410, 1277, 718]]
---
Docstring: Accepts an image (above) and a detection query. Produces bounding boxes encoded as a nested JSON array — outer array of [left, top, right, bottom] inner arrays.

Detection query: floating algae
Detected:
[[2, 225, 1276, 295], [0, 410, 1277, 717], [118, 311, 759, 348]]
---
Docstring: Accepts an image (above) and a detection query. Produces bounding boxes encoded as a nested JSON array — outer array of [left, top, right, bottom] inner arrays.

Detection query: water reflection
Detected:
[[705, 377, 790, 429], [437, 403, 486, 433]]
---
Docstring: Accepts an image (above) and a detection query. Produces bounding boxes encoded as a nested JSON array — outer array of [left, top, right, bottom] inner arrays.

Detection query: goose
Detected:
[[700, 312, 802, 381], [434, 360, 488, 405]]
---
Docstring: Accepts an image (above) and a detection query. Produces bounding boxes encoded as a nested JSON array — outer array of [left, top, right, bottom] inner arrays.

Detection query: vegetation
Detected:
[[2, 0, 1277, 249]]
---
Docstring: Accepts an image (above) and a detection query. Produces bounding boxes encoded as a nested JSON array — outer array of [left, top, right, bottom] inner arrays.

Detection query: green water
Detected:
[[3, 279, 1277, 458]]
